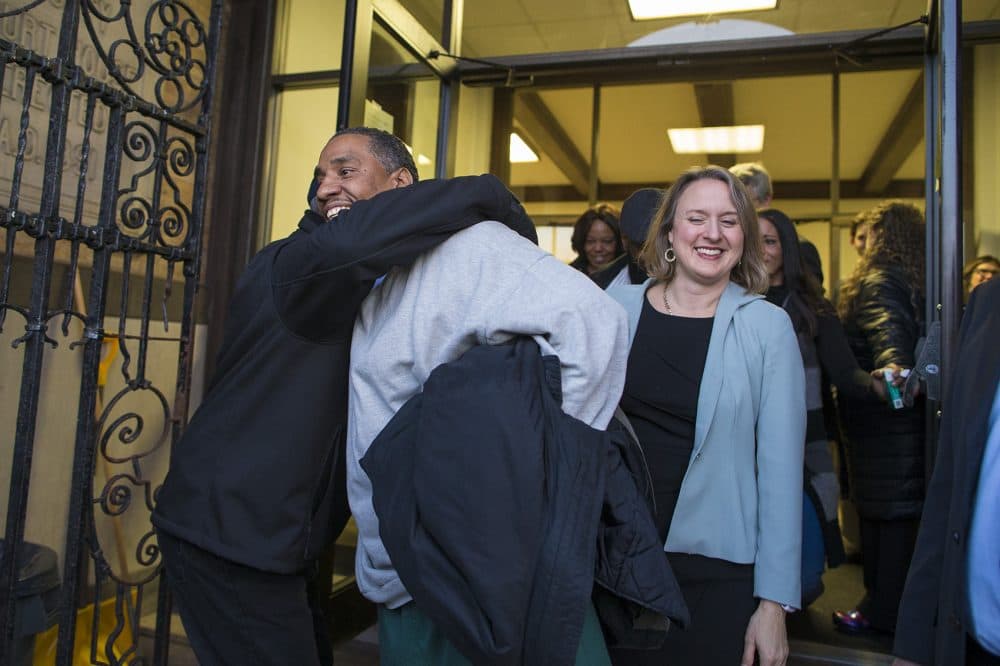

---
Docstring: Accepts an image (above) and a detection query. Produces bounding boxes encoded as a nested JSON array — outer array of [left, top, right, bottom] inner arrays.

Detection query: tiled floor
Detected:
[[140, 623, 380, 665], [787, 562, 895, 655], [332, 625, 380, 666]]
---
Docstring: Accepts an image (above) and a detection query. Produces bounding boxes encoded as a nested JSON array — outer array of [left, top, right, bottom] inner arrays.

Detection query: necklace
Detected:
[[661, 285, 672, 315]]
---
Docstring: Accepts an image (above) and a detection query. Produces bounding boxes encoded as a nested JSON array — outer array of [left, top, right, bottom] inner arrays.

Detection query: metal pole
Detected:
[[436, 0, 463, 179], [337, 0, 372, 129], [1, 1, 81, 659], [829, 70, 841, 294], [337, 0, 359, 130], [924, 4, 943, 472], [589, 85, 601, 206], [939, 0, 963, 389]]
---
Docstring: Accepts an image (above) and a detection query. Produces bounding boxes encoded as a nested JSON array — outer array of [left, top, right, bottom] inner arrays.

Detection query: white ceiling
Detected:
[[399, 0, 999, 194], [457, 0, 1000, 57]]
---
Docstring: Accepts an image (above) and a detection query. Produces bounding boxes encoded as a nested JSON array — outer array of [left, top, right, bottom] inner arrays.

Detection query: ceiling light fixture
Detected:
[[629, 0, 778, 21], [510, 132, 539, 163], [667, 125, 765, 154]]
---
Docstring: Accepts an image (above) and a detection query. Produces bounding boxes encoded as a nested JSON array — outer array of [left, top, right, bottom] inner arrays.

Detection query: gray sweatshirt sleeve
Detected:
[[481, 250, 629, 430]]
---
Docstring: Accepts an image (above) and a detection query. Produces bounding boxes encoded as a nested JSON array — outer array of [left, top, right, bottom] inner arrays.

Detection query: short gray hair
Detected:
[[729, 162, 771, 206]]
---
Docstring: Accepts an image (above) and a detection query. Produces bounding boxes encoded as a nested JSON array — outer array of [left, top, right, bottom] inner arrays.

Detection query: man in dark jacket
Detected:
[[892, 277, 1000, 666], [151, 127, 531, 665]]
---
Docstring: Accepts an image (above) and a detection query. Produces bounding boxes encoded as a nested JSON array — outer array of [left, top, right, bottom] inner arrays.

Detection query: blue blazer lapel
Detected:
[[693, 282, 745, 457]]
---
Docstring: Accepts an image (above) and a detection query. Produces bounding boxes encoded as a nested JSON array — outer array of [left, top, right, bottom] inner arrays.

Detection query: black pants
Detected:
[[858, 517, 920, 632], [609, 553, 756, 666], [158, 530, 333, 666], [968, 635, 1000, 666]]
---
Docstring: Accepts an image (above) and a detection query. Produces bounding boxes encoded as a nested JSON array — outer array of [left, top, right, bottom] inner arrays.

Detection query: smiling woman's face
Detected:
[[758, 216, 784, 286], [584, 220, 618, 270], [667, 178, 745, 288]]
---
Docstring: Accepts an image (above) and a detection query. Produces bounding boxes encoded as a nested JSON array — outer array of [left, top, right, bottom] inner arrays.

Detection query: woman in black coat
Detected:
[[834, 201, 926, 634]]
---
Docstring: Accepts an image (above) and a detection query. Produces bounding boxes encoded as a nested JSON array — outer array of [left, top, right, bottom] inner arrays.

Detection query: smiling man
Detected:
[[152, 127, 533, 665], [312, 129, 412, 219]]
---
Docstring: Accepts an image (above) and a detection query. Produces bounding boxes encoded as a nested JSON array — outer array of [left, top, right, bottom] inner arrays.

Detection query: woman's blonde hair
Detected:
[[639, 165, 769, 294]]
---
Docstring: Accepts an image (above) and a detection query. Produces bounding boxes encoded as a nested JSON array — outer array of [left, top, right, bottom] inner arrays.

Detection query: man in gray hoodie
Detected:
[[347, 214, 630, 662]]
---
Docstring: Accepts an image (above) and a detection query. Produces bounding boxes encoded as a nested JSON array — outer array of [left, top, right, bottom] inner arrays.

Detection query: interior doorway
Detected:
[[235, 0, 1000, 662]]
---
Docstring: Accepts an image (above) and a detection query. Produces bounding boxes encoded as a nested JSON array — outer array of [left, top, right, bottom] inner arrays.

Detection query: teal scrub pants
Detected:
[[377, 600, 611, 666]]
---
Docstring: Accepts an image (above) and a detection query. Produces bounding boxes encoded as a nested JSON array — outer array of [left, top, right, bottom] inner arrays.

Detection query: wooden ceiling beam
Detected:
[[693, 82, 736, 167], [859, 72, 925, 195], [513, 91, 590, 198], [516, 178, 925, 204]]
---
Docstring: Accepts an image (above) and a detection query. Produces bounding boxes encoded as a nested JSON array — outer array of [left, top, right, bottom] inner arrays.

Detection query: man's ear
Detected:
[[390, 167, 414, 189]]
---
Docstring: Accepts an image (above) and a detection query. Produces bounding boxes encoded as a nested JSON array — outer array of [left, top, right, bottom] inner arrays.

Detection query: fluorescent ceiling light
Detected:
[[510, 132, 539, 163], [667, 125, 765, 154], [629, 0, 778, 21]]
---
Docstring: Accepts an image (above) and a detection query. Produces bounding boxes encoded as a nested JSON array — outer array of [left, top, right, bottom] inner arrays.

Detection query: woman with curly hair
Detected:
[[833, 201, 926, 635], [569, 204, 625, 276]]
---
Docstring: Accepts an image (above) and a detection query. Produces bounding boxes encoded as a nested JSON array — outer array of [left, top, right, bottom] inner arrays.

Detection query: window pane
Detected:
[[275, 0, 345, 74], [969, 43, 1000, 297], [399, 0, 444, 45], [368, 20, 440, 175], [268, 86, 340, 242]]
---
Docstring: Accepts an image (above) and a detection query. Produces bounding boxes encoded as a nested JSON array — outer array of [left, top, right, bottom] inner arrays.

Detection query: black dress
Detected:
[[610, 295, 756, 666]]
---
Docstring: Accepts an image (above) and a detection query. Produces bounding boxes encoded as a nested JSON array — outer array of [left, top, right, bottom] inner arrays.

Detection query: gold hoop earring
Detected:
[[664, 247, 676, 263]]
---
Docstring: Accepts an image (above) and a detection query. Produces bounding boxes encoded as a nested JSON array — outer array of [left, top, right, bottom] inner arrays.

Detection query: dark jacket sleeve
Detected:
[[892, 283, 992, 663], [815, 312, 873, 400], [853, 269, 921, 368], [271, 174, 534, 341]]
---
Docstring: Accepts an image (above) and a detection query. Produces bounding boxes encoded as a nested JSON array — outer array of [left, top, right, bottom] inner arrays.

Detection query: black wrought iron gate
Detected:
[[0, 1, 222, 663]]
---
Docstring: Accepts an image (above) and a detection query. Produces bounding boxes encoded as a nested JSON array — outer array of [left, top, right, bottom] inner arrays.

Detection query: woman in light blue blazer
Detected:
[[607, 167, 805, 666]]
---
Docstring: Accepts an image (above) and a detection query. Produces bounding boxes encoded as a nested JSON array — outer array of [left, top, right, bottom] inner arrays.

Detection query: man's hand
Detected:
[[742, 599, 788, 666], [891, 659, 922, 666]]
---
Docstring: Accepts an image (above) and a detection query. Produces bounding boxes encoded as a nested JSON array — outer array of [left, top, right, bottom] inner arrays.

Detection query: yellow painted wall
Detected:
[[973, 44, 1000, 257]]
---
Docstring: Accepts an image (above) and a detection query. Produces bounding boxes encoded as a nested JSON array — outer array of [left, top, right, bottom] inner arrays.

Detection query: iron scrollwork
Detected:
[[0, 0, 222, 664], [92, 380, 171, 586], [80, 0, 211, 113], [116, 120, 194, 247]]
